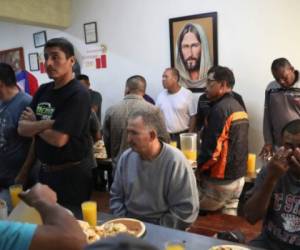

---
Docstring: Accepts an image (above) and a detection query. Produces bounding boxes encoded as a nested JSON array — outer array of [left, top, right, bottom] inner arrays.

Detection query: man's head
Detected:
[[44, 38, 75, 81], [205, 66, 234, 101], [271, 58, 296, 88], [77, 74, 90, 89], [125, 75, 146, 96], [281, 119, 300, 177], [0, 63, 17, 101], [127, 108, 163, 157], [178, 24, 202, 73], [162, 68, 180, 92]]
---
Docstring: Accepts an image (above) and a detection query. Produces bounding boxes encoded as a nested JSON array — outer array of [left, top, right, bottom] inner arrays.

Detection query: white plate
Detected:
[[101, 218, 146, 238], [209, 245, 251, 250]]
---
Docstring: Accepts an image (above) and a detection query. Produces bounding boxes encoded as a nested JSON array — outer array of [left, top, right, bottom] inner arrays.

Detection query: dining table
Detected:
[[98, 212, 265, 250]]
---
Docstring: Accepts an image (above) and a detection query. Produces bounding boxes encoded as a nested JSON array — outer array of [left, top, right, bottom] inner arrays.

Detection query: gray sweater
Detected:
[[110, 143, 199, 230], [263, 73, 300, 146]]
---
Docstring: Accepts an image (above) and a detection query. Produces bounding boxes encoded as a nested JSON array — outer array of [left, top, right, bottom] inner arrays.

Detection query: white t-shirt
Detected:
[[156, 87, 196, 133]]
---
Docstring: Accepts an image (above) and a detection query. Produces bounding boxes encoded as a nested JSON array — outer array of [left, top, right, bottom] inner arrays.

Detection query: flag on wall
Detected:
[[16, 70, 39, 96], [95, 54, 107, 69]]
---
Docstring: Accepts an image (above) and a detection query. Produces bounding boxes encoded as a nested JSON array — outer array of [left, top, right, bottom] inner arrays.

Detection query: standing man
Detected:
[[110, 109, 199, 230], [18, 38, 92, 210], [103, 75, 169, 169], [261, 58, 300, 159], [156, 68, 196, 147], [176, 23, 212, 89], [197, 66, 249, 215], [77, 74, 102, 124], [0, 63, 31, 208]]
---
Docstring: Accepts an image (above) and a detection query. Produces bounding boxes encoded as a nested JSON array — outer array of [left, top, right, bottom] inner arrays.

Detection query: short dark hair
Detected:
[[271, 57, 292, 73], [77, 74, 89, 81], [44, 38, 75, 58], [271, 58, 292, 73], [207, 66, 235, 88], [165, 68, 180, 82], [281, 119, 300, 136], [126, 75, 146, 93], [128, 107, 168, 142], [0, 63, 16, 87]]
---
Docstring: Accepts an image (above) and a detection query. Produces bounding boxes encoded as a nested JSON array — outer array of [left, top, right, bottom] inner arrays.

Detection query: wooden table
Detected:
[[99, 213, 265, 250]]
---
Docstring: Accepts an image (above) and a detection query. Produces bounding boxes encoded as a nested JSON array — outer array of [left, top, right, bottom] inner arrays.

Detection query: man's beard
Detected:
[[183, 57, 200, 72]]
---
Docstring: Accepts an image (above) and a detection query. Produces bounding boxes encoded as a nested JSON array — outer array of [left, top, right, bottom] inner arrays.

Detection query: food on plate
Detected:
[[209, 245, 250, 250], [93, 140, 107, 159], [77, 219, 144, 244]]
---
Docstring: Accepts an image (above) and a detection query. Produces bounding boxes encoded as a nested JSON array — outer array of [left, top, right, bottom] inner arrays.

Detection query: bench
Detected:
[[187, 213, 262, 243]]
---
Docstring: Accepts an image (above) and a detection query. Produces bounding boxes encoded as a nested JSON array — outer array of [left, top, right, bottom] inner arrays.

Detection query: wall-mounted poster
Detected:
[[0, 47, 25, 73], [169, 12, 218, 92]]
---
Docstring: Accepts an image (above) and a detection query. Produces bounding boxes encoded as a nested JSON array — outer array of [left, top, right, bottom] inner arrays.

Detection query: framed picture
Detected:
[[0, 47, 25, 73], [33, 31, 47, 48], [169, 12, 218, 92], [84, 22, 98, 44], [28, 53, 39, 71]]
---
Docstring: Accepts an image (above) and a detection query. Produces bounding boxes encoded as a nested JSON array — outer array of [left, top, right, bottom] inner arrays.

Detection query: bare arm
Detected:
[[18, 120, 54, 137], [189, 115, 197, 132], [20, 184, 86, 250], [15, 140, 36, 186], [38, 129, 69, 148], [244, 147, 291, 224]]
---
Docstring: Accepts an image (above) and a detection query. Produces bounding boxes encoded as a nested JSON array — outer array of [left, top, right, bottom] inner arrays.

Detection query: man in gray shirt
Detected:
[[110, 109, 199, 230], [261, 58, 300, 159]]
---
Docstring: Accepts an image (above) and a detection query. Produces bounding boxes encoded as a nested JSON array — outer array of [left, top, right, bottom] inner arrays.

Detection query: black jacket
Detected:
[[198, 92, 249, 180]]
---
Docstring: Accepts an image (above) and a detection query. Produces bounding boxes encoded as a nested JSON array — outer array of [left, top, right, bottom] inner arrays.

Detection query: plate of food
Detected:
[[101, 218, 146, 238], [78, 218, 146, 244], [209, 245, 251, 250]]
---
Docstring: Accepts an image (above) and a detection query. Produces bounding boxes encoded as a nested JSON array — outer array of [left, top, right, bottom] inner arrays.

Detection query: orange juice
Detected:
[[165, 242, 185, 250], [81, 201, 97, 226], [9, 184, 23, 208], [247, 153, 256, 174], [170, 141, 177, 148], [182, 150, 197, 161]]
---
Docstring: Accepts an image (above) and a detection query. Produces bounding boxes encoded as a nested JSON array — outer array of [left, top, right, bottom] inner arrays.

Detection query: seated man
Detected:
[[244, 119, 300, 250], [0, 183, 86, 250], [110, 108, 199, 230]]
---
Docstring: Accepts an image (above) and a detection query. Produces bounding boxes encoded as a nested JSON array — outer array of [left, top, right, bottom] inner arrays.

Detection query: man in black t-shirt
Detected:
[[18, 38, 92, 209]]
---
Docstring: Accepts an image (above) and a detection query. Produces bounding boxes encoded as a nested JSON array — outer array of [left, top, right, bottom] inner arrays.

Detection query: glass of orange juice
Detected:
[[170, 141, 178, 148], [81, 201, 97, 226], [247, 153, 256, 174], [165, 240, 185, 250], [180, 133, 197, 162], [9, 184, 23, 208]]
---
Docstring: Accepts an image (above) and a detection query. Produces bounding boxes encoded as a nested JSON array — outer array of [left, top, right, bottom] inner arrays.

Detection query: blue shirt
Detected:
[[0, 221, 37, 250], [0, 91, 31, 187]]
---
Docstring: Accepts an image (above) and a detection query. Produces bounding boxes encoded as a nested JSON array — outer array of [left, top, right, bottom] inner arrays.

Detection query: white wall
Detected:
[[1, 0, 300, 158]]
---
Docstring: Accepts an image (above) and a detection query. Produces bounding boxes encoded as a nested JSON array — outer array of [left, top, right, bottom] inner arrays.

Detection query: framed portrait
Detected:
[[84, 22, 98, 44], [28, 53, 39, 71], [33, 31, 47, 48], [0, 47, 25, 73], [169, 12, 218, 92]]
